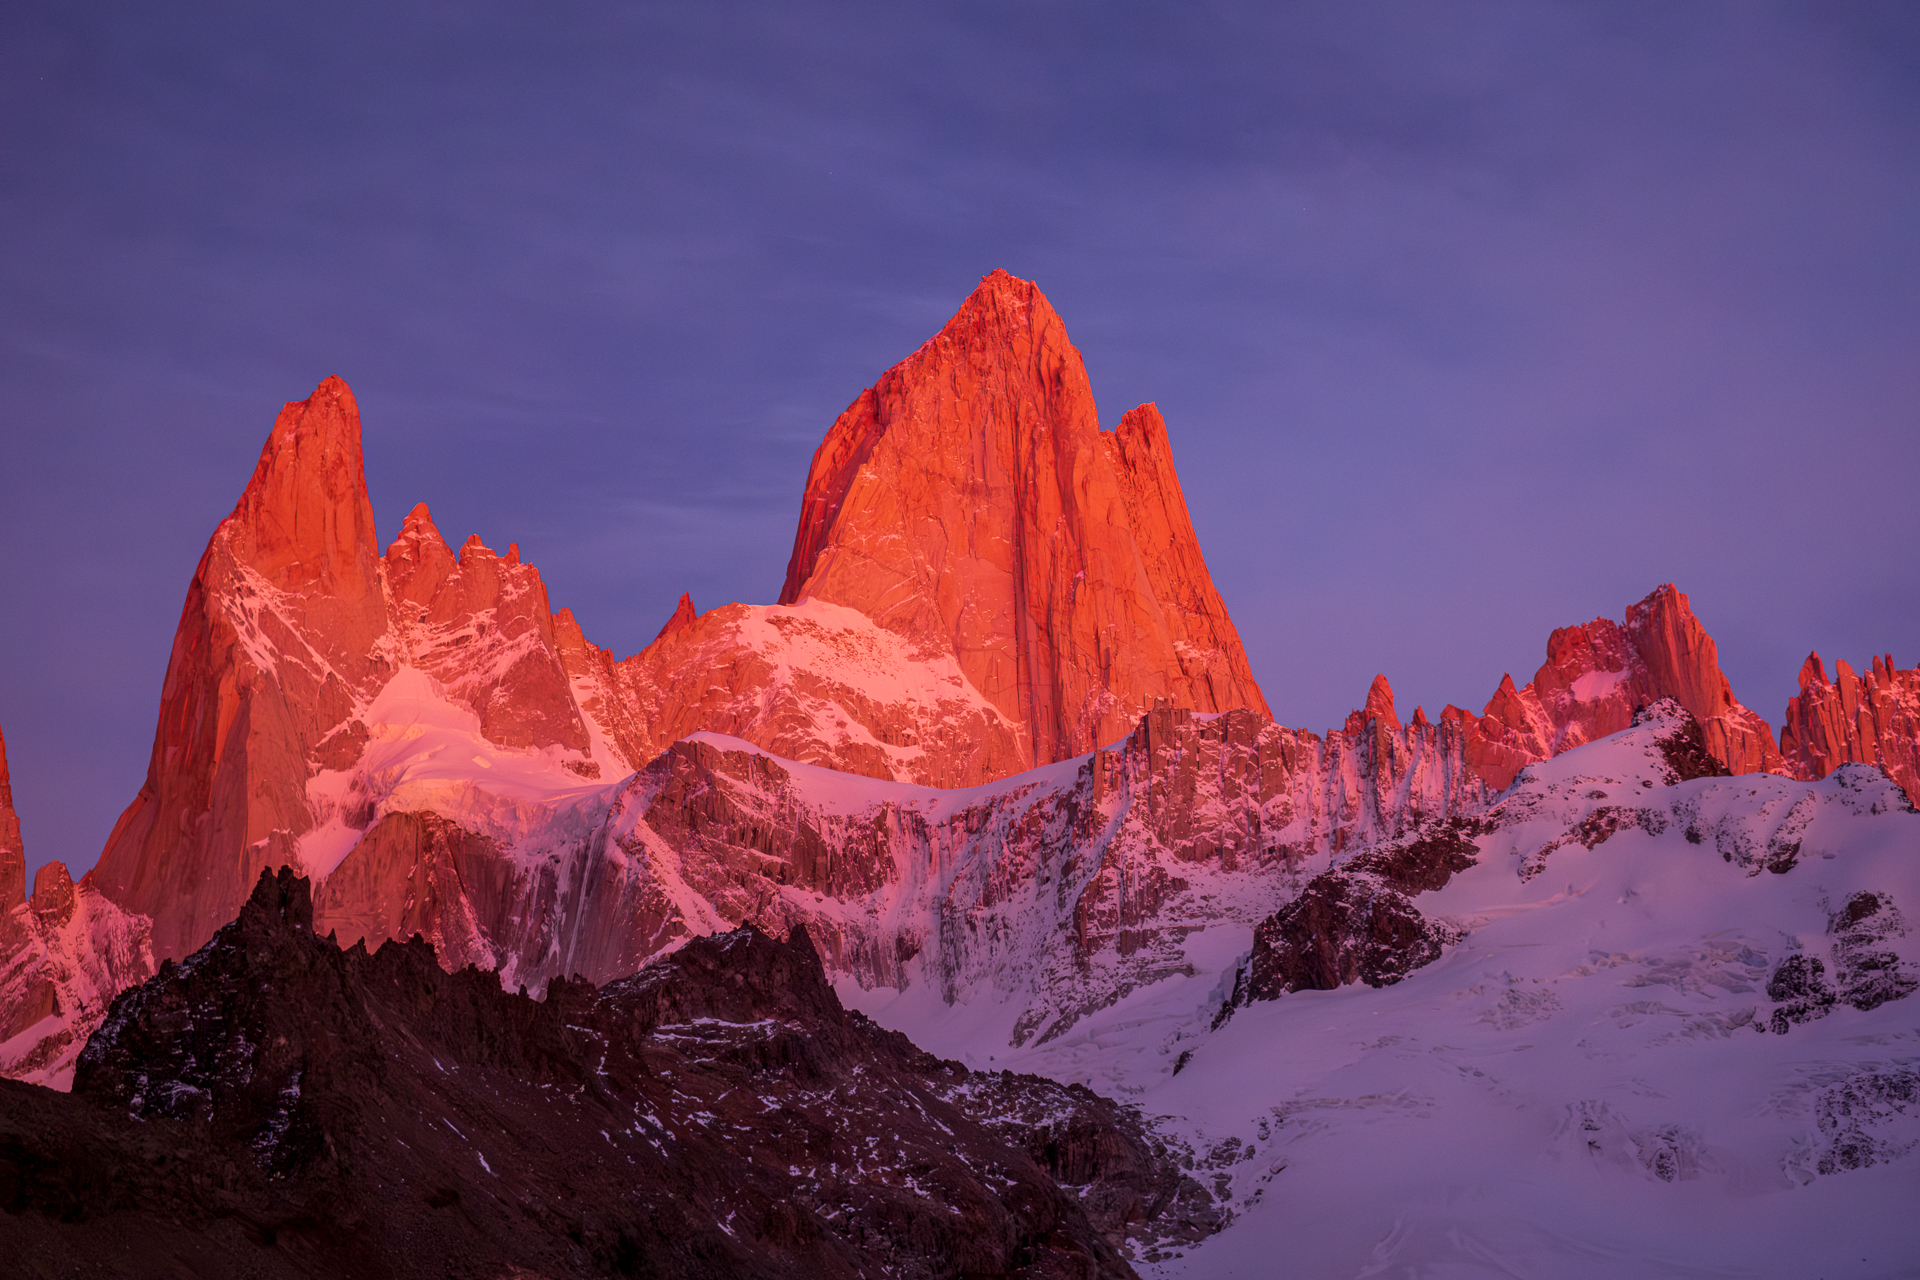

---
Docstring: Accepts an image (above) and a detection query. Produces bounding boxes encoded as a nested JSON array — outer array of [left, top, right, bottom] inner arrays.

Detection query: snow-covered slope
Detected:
[[0, 864, 153, 1089], [848, 706, 1920, 1277]]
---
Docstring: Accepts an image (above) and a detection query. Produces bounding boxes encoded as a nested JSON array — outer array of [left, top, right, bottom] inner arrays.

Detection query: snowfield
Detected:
[[846, 713, 1920, 1278]]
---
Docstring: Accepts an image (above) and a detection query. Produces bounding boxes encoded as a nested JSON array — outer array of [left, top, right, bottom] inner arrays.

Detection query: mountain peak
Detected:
[[939, 268, 1054, 340], [0, 722, 22, 911], [774, 271, 1268, 767], [1621, 584, 1781, 774], [226, 376, 380, 601], [87, 378, 392, 958], [1365, 674, 1401, 731], [778, 270, 1079, 608], [653, 592, 698, 644]]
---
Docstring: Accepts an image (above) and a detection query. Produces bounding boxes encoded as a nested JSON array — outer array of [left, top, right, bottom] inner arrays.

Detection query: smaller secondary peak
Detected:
[[387, 501, 448, 551], [1364, 674, 1401, 732], [244, 865, 313, 933], [0, 721, 21, 910], [1114, 402, 1168, 442], [654, 593, 699, 645], [30, 860, 74, 925]]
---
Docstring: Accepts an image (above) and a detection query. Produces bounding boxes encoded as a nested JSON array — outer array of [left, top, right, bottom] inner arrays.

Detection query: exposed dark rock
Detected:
[[1239, 818, 1480, 1002], [1766, 954, 1837, 1033], [1517, 804, 1670, 883], [0, 868, 1216, 1278], [942, 1071, 1226, 1257], [1345, 817, 1486, 894], [1766, 892, 1917, 1033], [1243, 874, 1447, 999], [1827, 891, 1919, 1013], [1813, 1067, 1920, 1175], [1637, 700, 1732, 784]]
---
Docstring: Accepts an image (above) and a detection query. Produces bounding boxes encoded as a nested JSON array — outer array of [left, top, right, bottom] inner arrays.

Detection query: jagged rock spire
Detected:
[[0, 723, 23, 912], [88, 379, 392, 959], [1781, 649, 1920, 799], [1457, 584, 1782, 789], [653, 593, 698, 644]]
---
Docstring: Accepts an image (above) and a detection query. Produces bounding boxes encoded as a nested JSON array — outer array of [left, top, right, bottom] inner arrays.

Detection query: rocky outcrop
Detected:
[[1764, 890, 1918, 1033], [0, 869, 154, 1089], [1239, 818, 1482, 1001], [1459, 584, 1784, 788], [0, 868, 1214, 1277], [777, 270, 1270, 769], [1780, 653, 1920, 804], [654, 591, 698, 643]]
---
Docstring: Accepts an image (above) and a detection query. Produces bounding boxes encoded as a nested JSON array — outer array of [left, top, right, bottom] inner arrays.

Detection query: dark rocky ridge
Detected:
[[0, 869, 1218, 1278]]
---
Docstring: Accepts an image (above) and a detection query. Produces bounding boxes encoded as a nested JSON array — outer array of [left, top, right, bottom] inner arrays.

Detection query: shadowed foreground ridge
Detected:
[[0, 868, 1218, 1279]]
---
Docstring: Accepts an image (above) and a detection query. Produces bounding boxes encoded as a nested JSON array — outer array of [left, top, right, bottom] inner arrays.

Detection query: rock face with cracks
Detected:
[[1454, 584, 1784, 790], [776, 269, 1272, 769], [1780, 651, 1920, 804], [0, 868, 1215, 1278]]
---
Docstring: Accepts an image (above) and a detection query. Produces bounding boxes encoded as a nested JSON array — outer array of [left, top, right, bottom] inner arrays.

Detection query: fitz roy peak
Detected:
[[775, 268, 1272, 766]]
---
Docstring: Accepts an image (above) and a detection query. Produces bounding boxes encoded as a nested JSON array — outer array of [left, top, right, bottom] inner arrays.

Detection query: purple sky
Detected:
[[3, 2, 1917, 882]]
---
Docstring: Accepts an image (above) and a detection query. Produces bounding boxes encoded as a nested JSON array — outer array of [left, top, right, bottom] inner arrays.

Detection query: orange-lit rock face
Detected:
[[86, 378, 394, 960], [1781, 653, 1920, 803], [83, 383, 608, 962], [653, 592, 698, 644], [0, 724, 22, 913], [777, 270, 1270, 771], [1459, 584, 1784, 790], [74, 277, 1275, 960]]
